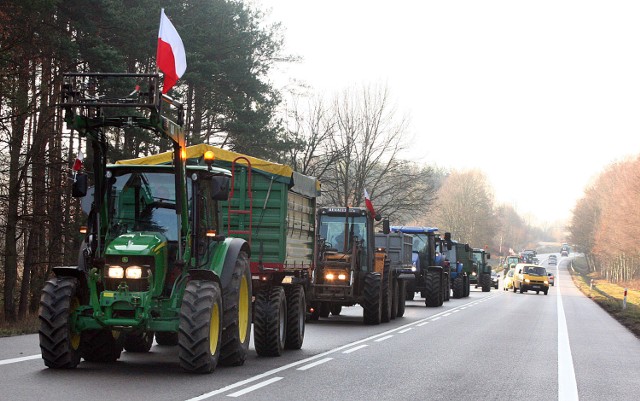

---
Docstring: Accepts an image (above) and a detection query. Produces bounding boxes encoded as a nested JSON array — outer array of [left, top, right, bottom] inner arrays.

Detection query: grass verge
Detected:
[[569, 256, 640, 339], [0, 314, 39, 337]]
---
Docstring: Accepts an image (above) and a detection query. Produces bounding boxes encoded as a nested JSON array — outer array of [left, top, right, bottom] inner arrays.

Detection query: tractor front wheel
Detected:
[[38, 277, 82, 369], [123, 331, 154, 353], [178, 280, 223, 373], [362, 273, 382, 325]]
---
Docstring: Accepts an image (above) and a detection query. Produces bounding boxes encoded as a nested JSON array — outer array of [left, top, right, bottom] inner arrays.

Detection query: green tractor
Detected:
[[471, 248, 492, 292], [38, 73, 251, 373]]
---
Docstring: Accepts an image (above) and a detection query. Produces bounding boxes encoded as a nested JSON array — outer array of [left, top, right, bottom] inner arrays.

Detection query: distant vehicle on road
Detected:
[[548, 273, 555, 286], [561, 243, 570, 257], [503, 268, 515, 291], [491, 271, 499, 289], [548, 255, 557, 265]]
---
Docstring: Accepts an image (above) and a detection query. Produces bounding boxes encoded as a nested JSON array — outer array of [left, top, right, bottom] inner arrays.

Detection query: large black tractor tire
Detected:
[[80, 330, 123, 362], [362, 273, 382, 325], [330, 304, 342, 316], [178, 280, 223, 373], [480, 273, 492, 292], [452, 276, 464, 299], [381, 261, 392, 322], [220, 252, 252, 366], [39, 277, 82, 369], [155, 331, 179, 346], [284, 284, 306, 350], [123, 331, 154, 353], [254, 286, 287, 356], [464, 275, 471, 297], [396, 280, 407, 317], [443, 274, 451, 301], [424, 271, 443, 307], [390, 277, 398, 319], [405, 288, 415, 301]]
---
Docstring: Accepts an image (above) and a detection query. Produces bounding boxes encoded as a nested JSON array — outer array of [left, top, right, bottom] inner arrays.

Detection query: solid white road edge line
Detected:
[[296, 357, 333, 371], [557, 266, 580, 401], [226, 377, 283, 398], [0, 354, 40, 366]]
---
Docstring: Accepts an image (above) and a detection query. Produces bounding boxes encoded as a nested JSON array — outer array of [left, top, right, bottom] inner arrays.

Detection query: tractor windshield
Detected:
[[107, 171, 191, 242], [319, 214, 367, 252], [411, 234, 428, 253]]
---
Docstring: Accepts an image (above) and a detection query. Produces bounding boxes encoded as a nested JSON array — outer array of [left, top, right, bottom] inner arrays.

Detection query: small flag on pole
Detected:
[[364, 188, 375, 217], [157, 9, 187, 94], [72, 149, 84, 172]]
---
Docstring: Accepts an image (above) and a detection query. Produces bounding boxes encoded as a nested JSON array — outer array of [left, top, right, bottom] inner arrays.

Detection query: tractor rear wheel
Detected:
[[424, 271, 443, 307], [284, 284, 306, 350], [38, 277, 82, 369], [452, 276, 464, 298], [396, 280, 407, 317], [480, 273, 492, 292], [155, 332, 178, 346], [80, 330, 123, 362], [178, 280, 223, 373], [220, 251, 252, 366], [443, 274, 451, 301], [390, 277, 398, 319], [123, 331, 154, 353], [464, 275, 470, 297], [362, 273, 382, 325], [254, 286, 287, 356]]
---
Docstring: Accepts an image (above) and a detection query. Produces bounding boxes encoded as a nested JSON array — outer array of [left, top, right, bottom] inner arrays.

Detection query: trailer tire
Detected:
[[178, 280, 223, 373], [220, 251, 252, 366], [319, 302, 330, 318], [443, 274, 450, 301], [464, 275, 470, 297], [284, 284, 305, 350], [362, 273, 382, 325], [381, 260, 392, 322], [123, 331, 154, 353], [396, 280, 406, 317], [80, 330, 123, 362], [254, 286, 287, 356], [330, 304, 342, 316], [390, 277, 398, 319], [406, 290, 415, 301], [424, 271, 443, 307], [453, 276, 464, 299], [38, 277, 82, 369], [155, 332, 178, 346]]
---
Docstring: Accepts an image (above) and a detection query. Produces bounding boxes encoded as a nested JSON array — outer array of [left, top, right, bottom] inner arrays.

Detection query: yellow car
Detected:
[[513, 263, 549, 295], [503, 268, 515, 291]]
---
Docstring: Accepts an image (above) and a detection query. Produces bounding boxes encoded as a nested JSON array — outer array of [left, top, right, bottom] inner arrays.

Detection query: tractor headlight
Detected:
[[525, 279, 530, 283], [338, 273, 347, 280], [326, 273, 335, 280], [108, 266, 124, 279], [472, 272, 477, 276], [126, 266, 143, 279], [325, 271, 348, 281], [544, 280, 549, 285]]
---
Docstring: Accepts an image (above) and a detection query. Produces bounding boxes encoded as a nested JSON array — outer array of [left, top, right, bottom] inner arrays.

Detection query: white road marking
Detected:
[[226, 377, 283, 398], [183, 296, 486, 400], [443, 313, 451, 317], [398, 328, 412, 334], [343, 344, 369, 353], [297, 358, 333, 371], [431, 316, 441, 321], [0, 354, 40, 366], [557, 268, 580, 401], [374, 335, 393, 342], [452, 310, 460, 313]]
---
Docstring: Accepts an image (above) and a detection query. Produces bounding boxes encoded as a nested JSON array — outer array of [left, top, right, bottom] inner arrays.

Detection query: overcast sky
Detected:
[[255, 0, 640, 225]]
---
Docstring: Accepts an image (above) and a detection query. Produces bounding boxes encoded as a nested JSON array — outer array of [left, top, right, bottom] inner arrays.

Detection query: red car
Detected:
[[547, 273, 555, 286]]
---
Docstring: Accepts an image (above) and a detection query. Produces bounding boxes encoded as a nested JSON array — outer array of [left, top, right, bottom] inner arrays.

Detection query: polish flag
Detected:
[[157, 9, 187, 94], [72, 149, 84, 172], [364, 189, 376, 217]]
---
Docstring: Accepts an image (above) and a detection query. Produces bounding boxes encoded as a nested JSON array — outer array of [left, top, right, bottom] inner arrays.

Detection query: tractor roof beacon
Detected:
[[38, 73, 251, 373]]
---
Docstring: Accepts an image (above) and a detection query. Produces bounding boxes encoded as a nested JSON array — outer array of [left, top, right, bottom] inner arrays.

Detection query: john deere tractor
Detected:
[[38, 73, 251, 373]]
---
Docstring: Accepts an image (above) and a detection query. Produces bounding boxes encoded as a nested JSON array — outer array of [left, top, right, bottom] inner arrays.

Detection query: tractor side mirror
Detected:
[[211, 175, 230, 200], [72, 174, 88, 198]]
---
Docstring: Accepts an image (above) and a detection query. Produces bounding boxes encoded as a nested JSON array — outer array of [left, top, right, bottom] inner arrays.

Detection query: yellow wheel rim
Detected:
[[209, 302, 220, 355], [69, 297, 81, 350], [238, 275, 249, 343]]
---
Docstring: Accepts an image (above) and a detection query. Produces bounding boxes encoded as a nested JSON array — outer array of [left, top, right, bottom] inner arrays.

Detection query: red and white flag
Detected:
[[364, 189, 376, 217], [157, 9, 187, 94], [72, 149, 84, 172]]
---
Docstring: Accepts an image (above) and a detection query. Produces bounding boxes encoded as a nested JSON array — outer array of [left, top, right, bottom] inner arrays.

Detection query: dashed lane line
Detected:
[[343, 344, 369, 354], [398, 328, 412, 334], [297, 358, 333, 371], [374, 335, 394, 342], [226, 377, 283, 398]]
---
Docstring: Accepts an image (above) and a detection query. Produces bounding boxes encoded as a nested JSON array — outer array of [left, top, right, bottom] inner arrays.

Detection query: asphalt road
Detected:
[[1, 254, 638, 400]]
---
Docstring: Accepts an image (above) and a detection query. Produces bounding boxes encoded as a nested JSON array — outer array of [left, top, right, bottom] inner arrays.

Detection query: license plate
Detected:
[[532, 285, 540, 289]]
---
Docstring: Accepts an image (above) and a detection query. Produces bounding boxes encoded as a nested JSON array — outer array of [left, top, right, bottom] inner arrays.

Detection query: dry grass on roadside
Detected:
[[0, 313, 40, 337], [569, 257, 640, 339]]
